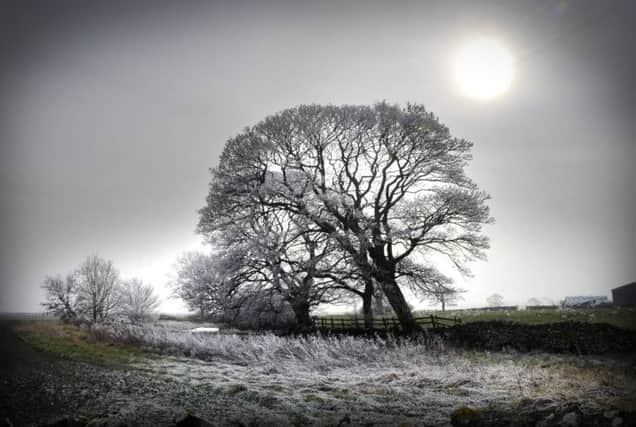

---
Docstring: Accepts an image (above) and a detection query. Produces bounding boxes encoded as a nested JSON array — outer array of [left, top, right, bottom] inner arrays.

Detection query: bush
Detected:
[[222, 292, 297, 331]]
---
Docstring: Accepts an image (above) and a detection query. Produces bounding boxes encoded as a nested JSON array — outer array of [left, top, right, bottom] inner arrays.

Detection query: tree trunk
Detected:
[[290, 298, 313, 331], [373, 286, 389, 315], [380, 278, 419, 332], [355, 246, 376, 330], [373, 258, 419, 333], [441, 294, 446, 312], [361, 278, 374, 329]]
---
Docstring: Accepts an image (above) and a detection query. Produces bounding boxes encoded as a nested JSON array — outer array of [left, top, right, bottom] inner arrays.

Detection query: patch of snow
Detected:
[[191, 327, 220, 334]]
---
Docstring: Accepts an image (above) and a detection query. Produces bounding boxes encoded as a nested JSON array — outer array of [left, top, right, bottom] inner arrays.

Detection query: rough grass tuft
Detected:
[[226, 383, 248, 395]]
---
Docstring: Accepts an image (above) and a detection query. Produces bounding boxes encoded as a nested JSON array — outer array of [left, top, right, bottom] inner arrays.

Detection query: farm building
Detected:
[[561, 296, 609, 308], [612, 282, 636, 306]]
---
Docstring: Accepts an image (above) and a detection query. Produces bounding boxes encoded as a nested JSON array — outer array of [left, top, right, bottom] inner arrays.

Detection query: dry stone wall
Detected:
[[437, 321, 636, 354]]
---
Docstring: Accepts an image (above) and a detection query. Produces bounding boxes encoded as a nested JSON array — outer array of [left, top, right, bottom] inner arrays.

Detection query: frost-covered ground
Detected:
[[91, 322, 636, 425]]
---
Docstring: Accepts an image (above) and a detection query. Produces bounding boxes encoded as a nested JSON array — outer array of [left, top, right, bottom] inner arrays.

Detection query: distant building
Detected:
[[612, 282, 636, 306], [561, 296, 609, 308]]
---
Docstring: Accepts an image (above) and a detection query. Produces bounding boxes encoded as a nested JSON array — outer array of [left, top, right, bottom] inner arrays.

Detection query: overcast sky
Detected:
[[1, 0, 634, 313]]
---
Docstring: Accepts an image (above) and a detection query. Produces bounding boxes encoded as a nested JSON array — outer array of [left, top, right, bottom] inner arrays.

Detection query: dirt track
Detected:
[[0, 320, 70, 424], [0, 321, 211, 426]]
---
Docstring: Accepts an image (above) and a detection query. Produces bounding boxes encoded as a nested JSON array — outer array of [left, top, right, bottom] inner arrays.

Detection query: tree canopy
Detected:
[[198, 103, 492, 331]]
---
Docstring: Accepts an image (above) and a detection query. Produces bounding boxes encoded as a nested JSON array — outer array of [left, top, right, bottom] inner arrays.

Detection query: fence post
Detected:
[[382, 318, 387, 330], [431, 315, 436, 329], [330, 318, 335, 329], [341, 318, 345, 330]]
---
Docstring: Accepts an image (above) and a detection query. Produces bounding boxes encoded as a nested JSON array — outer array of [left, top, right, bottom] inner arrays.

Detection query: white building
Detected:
[[561, 296, 609, 308]]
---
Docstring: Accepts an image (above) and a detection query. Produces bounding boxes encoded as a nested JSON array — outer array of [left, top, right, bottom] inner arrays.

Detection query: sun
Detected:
[[454, 38, 514, 100]]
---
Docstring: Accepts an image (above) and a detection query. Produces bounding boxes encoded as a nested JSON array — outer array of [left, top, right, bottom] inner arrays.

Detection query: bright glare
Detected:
[[454, 38, 514, 100]]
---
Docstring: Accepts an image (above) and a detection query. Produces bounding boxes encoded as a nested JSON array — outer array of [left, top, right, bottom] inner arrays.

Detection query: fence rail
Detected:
[[526, 305, 559, 310], [312, 314, 461, 331]]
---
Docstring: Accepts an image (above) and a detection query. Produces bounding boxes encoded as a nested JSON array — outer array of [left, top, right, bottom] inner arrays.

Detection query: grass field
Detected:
[[12, 318, 151, 367], [322, 306, 636, 330], [421, 306, 636, 330]]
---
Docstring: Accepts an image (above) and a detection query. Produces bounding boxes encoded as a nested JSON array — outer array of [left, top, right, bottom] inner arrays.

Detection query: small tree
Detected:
[[41, 274, 78, 321], [427, 284, 463, 312], [75, 255, 122, 322], [526, 297, 542, 307], [486, 293, 504, 307], [172, 251, 224, 320], [121, 278, 159, 323]]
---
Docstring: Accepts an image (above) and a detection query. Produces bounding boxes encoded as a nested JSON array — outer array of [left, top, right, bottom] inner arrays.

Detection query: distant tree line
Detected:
[[175, 103, 492, 331], [42, 255, 159, 323]]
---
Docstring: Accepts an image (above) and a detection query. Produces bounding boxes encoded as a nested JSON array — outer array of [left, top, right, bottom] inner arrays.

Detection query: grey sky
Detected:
[[1, 0, 634, 313]]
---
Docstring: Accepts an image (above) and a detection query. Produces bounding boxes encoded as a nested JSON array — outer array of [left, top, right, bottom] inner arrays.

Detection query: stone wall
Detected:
[[437, 321, 636, 354]]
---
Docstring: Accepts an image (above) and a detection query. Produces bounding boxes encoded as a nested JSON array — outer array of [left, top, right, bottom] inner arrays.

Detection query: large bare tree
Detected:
[[200, 103, 492, 332], [43, 255, 124, 323]]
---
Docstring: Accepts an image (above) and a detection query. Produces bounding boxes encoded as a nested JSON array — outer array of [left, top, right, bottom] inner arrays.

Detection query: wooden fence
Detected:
[[526, 305, 559, 310], [312, 314, 461, 331]]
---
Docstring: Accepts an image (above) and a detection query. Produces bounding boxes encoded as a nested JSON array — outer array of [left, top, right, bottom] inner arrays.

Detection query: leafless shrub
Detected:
[[121, 278, 160, 323], [41, 274, 78, 321]]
